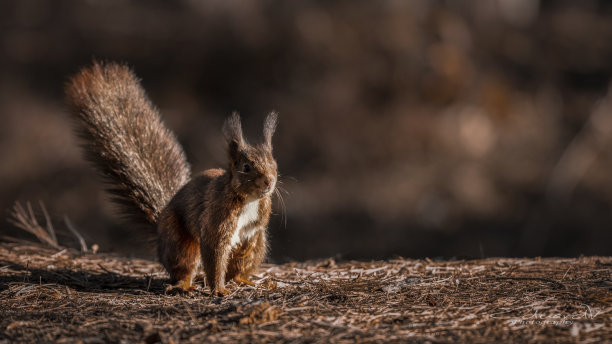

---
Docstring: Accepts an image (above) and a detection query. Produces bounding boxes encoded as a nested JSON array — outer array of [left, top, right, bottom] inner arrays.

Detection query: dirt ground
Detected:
[[0, 242, 610, 343]]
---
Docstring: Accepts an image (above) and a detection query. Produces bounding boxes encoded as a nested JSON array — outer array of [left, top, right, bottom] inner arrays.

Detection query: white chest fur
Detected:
[[231, 199, 261, 247]]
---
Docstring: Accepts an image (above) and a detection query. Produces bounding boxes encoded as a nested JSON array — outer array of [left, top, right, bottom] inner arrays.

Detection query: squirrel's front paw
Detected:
[[234, 277, 256, 286], [165, 280, 196, 295], [213, 287, 231, 296]]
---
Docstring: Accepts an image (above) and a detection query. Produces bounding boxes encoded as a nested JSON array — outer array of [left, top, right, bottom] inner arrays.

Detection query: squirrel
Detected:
[[65, 61, 278, 296]]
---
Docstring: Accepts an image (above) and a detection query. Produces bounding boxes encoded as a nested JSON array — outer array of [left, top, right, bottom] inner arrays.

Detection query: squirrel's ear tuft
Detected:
[[263, 111, 278, 150], [223, 112, 244, 161]]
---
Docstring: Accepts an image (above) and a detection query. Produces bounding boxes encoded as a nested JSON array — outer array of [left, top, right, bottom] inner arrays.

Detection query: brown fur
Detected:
[[66, 62, 278, 296], [65, 61, 191, 226]]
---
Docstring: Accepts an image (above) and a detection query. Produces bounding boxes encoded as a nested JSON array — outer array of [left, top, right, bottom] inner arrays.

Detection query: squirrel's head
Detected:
[[223, 112, 278, 199]]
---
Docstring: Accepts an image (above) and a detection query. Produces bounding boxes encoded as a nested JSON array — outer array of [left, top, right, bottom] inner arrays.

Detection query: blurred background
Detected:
[[2, 0, 612, 261]]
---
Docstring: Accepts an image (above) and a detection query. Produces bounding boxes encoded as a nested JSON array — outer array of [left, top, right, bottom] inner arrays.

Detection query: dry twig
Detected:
[[7, 201, 60, 249], [64, 215, 88, 252]]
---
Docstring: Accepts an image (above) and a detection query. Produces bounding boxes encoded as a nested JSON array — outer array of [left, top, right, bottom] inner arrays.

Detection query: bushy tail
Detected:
[[65, 61, 191, 227]]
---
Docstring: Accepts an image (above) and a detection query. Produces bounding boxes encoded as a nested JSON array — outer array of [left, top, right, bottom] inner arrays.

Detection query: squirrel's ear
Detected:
[[223, 112, 244, 161], [263, 111, 278, 150]]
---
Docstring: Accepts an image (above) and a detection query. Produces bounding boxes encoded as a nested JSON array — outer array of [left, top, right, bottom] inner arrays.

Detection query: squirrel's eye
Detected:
[[242, 164, 251, 173]]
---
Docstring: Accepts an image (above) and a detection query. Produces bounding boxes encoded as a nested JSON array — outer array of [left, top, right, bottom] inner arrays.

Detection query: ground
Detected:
[[0, 242, 610, 343]]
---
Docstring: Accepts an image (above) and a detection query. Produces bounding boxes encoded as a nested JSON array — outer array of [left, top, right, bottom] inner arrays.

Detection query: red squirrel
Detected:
[[65, 61, 278, 296]]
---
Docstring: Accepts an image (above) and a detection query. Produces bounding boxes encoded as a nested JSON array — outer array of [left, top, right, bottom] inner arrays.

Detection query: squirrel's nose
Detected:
[[264, 179, 270, 187]]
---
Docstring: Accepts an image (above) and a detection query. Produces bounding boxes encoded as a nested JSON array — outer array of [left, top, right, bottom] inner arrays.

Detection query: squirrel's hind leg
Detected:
[[157, 211, 200, 294]]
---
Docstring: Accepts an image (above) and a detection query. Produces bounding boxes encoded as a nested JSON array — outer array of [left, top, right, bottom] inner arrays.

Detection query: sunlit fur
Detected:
[[65, 61, 191, 226]]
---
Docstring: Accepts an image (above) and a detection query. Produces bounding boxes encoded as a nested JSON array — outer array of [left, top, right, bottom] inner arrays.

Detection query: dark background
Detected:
[[2, 0, 612, 261]]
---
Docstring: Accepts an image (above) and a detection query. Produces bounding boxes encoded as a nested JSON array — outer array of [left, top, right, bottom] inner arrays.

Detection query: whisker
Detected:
[[275, 176, 291, 195], [277, 185, 290, 195], [274, 188, 287, 229]]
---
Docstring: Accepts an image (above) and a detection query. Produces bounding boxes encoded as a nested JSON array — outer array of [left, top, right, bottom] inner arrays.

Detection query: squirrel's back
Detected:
[[65, 61, 191, 226]]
